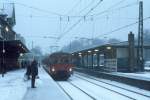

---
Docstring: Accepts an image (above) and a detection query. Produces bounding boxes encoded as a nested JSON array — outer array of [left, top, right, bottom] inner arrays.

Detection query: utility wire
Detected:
[[14, 2, 62, 16], [96, 16, 150, 38], [1, 0, 137, 20], [65, 0, 82, 15], [3, 1, 137, 19], [77, 0, 95, 15], [62, 0, 96, 34], [89, 1, 138, 17], [62, 0, 82, 33], [24, 35, 59, 39], [58, 0, 103, 40]]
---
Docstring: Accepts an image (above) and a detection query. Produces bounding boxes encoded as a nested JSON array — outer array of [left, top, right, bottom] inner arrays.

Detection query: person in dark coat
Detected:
[[30, 59, 38, 88], [25, 61, 31, 80]]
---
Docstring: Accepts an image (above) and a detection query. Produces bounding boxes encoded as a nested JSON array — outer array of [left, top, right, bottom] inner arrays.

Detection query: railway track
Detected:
[[56, 81, 96, 100], [75, 73, 150, 100], [57, 78, 138, 100], [56, 82, 73, 100], [68, 81, 96, 100], [73, 76, 135, 100]]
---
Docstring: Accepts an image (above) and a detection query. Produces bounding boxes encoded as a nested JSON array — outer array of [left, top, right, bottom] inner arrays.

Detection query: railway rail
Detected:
[[56, 81, 96, 100], [73, 77, 135, 100], [56, 76, 144, 100], [75, 72, 150, 100], [56, 82, 73, 100]]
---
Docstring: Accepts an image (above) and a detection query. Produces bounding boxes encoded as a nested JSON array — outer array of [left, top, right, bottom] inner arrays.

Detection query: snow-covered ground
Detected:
[[58, 81, 93, 100], [57, 72, 150, 100], [1, 67, 150, 100], [0, 69, 27, 100], [74, 72, 150, 100], [0, 67, 70, 100]]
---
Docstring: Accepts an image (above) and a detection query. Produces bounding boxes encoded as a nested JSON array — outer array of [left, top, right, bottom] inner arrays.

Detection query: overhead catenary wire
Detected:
[[62, 0, 96, 34], [59, 1, 139, 40], [2, 0, 138, 21], [73, 16, 150, 41], [77, 0, 96, 15], [96, 16, 150, 38], [13, 2, 65, 16], [58, 0, 103, 40], [23, 35, 59, 40], [89, 1, 138, 17], [65, 0, 82, 15], [1, 0, 138, 20], [58, 0, 139, 41], [13, 2, 94, 18], [62, 0, 82, 33]]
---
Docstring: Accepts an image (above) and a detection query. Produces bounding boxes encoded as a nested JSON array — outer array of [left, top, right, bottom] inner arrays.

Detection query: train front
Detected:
[[49, 52, 74, 80]]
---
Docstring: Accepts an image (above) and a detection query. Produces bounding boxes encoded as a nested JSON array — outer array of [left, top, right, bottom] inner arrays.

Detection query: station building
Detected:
[[0, 4, 29, 72], [72, 33, 150, 72]]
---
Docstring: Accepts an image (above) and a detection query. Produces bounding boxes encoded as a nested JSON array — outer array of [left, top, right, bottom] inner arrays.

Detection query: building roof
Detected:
[[73, 41, 150, 54]]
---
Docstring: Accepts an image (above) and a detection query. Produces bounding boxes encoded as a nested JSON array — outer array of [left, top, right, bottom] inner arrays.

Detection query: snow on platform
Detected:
[[112, 72, 150, 81], [0, 67, 70, 100]]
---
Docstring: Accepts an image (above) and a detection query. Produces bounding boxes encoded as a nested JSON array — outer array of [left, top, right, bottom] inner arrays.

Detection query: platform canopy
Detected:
[[0, 40, 29, 57]]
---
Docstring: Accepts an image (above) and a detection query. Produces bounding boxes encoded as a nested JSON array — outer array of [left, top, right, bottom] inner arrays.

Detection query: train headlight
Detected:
[[52, 68, 55, 72], [69, 68, 72, 72]]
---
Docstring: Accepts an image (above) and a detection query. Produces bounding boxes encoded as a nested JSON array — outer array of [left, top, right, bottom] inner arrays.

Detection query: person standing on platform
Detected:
[[25, 61, 31, 80], [30, 58, 38, 88]]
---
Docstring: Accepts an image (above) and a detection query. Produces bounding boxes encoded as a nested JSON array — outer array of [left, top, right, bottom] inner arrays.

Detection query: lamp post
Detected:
[[2, 40, 5, 77], [2, 26, 9, 77]]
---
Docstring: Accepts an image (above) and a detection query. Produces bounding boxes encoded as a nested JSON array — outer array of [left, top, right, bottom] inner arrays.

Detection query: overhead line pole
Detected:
[[137, 1, 144, 71]]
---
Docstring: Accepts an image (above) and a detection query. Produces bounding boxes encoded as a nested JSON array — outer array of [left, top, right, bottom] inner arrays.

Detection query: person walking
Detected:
[[30, 59, 38, 88]]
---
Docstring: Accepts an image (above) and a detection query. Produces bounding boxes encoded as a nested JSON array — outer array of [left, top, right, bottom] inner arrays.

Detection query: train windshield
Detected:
[[50, 53, 72, 64]]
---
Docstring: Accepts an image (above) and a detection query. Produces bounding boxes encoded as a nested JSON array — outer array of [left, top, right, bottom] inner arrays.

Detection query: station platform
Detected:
[[112, 72, 150, 81], [0, 67, 70, 100]]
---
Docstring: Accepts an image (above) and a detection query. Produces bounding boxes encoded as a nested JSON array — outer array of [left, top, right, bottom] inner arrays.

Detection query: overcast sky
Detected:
[[1, 0, 150, 54]]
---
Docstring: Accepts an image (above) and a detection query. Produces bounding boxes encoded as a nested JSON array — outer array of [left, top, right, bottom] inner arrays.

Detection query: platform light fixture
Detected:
[[20, 53, 23, 56], [52, 67, 55, 72], [2, 49, 5, 53], [88, 50, 91, 53], [94, 53, 97, 56], [79, 54, 82, 57], [106, 46, 111, 50], [5, 26, 9, 32], [100, 54, 104, 56], [78, 52, 82, 55], [94, 49, 99, 52]]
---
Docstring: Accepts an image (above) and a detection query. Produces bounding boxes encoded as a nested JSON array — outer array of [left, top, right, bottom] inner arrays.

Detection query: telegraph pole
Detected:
[[137, 1, 144, 71]]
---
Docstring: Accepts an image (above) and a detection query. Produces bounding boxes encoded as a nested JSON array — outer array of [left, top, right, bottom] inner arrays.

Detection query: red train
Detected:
[[43, 52, 74, 80]]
